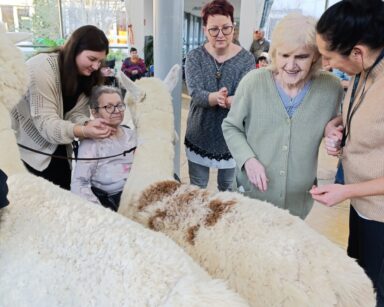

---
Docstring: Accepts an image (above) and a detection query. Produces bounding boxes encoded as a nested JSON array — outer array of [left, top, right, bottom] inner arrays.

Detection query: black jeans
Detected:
[[348, 206, 384, 306], [91, 186, 122, 212], [23, 145, 71, 190]]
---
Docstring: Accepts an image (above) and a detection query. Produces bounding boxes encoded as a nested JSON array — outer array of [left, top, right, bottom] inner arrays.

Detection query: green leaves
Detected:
[[34, 37, 64, 47]]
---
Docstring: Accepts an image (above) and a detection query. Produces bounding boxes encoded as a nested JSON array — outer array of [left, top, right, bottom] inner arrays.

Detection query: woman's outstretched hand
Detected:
[[78, 118, 116, 139], [310, 184, 348, 206]]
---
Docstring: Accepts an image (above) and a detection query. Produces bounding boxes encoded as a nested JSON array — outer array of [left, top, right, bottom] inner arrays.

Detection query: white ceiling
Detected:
[[184, 0, 242, 19]]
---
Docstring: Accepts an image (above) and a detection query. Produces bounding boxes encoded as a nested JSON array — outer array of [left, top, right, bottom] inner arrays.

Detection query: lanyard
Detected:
[[341, 48, 384, 147]]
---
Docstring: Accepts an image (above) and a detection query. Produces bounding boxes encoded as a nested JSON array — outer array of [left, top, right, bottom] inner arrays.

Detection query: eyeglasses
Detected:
[[95, 103, 126, 114], [207, 25, 234, 37]]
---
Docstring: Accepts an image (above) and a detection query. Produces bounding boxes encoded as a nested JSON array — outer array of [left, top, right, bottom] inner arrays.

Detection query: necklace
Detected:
[[214, 59, 224, 80]]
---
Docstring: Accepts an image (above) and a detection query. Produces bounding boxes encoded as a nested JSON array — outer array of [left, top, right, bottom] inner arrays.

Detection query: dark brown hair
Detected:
[[201, 0, 234, 26], [56, 25, 109, 97]]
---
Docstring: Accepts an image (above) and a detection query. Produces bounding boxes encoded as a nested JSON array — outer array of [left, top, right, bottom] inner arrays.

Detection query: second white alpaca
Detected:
[[119, 71, 376, 307]]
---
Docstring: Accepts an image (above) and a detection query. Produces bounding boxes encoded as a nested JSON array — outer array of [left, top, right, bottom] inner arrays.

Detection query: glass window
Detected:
[[17, 7, 32, 32], [1, 5, 15, 32]]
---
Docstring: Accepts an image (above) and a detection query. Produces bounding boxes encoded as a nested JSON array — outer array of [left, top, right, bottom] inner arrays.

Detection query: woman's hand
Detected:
[[310, 184, 348, 206], [324, 116, 343, 156], [86, 118, 116, 138], [75, 118, 115, 139], [244, 157, 269, 192], [324, 124, 343, 156], [217, 87, 228, 108], [225, 96, 234, 109]]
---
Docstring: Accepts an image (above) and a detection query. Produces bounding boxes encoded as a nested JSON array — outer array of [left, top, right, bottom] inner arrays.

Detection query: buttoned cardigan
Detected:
[[223, 69, 343, 218]]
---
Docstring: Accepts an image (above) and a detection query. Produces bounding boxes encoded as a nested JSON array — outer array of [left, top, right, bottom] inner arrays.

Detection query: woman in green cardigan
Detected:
[[222, 13, 343, 219]]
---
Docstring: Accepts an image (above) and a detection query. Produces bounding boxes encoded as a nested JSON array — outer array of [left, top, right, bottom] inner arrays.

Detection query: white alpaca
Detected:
[[118, 72, 376, 307], [0, 26, 247, 307]]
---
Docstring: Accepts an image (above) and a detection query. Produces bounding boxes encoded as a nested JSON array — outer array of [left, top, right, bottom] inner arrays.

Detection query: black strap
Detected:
[[341, 74, 361, 147], [341, 48, 384, 147], [17, 143, 136, 161]]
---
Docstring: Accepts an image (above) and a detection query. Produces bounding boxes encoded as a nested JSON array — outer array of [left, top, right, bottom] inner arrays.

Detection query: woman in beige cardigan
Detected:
[[222, 13, 343, 219], [12, 25, 114, 190], [312, 0, 384, 304]]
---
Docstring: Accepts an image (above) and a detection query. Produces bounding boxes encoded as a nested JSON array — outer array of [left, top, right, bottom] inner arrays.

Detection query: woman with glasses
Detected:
[[311, 1, 384, 304], [71, 86, 136, 211], [184, 0, 254, 191], [12, 25, 114, 190], [222, 13, 343, 219]]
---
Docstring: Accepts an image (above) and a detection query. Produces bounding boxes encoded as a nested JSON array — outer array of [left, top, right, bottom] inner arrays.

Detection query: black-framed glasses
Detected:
[[95, 103, 126, 114], [208, 25, 234, 37]]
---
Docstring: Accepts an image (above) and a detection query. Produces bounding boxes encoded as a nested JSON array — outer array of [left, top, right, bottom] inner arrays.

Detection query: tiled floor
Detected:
[[180, 92, 349, 249]]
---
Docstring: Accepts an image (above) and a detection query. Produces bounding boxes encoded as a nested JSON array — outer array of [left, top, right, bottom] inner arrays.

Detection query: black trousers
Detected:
[[23, 145, 71, 190], [91, 186, 122, 212], [348, 205, 384, 306]]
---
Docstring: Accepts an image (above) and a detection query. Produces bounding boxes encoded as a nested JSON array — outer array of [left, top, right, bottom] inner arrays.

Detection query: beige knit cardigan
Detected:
[[11, 53, 89, 171], [342, 59, 384, 222]]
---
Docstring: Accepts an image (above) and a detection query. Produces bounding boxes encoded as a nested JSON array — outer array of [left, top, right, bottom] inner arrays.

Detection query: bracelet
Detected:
[[81, 125, 87, 138]]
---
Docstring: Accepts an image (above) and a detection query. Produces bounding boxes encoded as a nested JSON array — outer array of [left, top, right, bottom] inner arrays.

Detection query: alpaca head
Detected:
[[117, 65, 181, 214], [118, 65, 180, 128]]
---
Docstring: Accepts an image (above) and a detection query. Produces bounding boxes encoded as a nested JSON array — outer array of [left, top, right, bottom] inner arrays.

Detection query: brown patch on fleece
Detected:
[[186, 224, 200, 245], [138, 180, 181, 211], [173, 187, 210, 205], [205, 199, 237, 227], [148, 209, 167, 230]]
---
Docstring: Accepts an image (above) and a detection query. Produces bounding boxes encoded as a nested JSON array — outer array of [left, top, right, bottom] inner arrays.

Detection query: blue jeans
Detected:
[[188, 160, 235, 191], [334, 160, 345, 184]]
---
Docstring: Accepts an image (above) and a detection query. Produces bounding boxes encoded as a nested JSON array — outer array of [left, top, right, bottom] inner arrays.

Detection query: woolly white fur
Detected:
[[0, 26, 248, 307], [118, 73, 376, 307]]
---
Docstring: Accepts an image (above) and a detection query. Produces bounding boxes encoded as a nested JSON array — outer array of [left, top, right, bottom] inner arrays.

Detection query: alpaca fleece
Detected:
[[118, 73, 376, 307], [0, 174, 247, 306], [0, 26, 248, 307]]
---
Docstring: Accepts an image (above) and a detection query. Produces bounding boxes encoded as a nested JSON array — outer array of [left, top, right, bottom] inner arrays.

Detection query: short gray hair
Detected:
[[268, 13, 321, 77], [89, 86, 123, 110]]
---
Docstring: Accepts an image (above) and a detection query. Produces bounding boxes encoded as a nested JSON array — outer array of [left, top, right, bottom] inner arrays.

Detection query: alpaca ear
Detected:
[[118, 71, 146, 104], [163, 64, 181, 93]]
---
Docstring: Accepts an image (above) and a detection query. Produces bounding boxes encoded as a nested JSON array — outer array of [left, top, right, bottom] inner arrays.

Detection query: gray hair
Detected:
[[268, 13, 321, 77], [89, 86, 123, 110]]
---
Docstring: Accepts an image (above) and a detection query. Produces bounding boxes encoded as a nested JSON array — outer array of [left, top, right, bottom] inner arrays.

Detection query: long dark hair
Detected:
[[316, 0, 384, 56], [57, 25, 109, 97]]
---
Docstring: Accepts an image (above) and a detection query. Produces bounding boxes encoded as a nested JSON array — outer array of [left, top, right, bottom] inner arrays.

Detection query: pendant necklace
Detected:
[[214, 59, 225, 80]]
